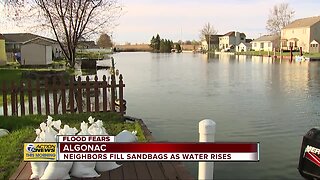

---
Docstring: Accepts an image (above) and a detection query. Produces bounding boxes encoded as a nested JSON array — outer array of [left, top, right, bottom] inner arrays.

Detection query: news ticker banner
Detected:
[[24, 135, 259, 162]]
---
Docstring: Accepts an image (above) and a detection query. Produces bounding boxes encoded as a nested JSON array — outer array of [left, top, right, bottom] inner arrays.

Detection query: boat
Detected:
[[96, 59, 111, 69], [295, 56, 310, 62]]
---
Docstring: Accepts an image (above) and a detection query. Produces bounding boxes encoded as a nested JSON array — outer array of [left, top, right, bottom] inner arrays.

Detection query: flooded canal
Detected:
[[112, 52, 320, 179]]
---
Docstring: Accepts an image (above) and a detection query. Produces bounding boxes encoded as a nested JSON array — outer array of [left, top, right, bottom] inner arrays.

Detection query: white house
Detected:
[[251, 35, 280, 51], [281, 16, 320, 52], [21, 37, 54, 65], [3, 33, 63, 60], [219, 31, 246, 51], [236, 42, 252, 52]]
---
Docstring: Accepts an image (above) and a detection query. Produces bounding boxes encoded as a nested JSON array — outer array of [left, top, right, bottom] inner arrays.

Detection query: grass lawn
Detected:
[[0, 69, 24, 85], [0, 112, 147, 179], [235, 51, 320, 58], [0, 67, 74, 106], [76, 51, 111, 59]]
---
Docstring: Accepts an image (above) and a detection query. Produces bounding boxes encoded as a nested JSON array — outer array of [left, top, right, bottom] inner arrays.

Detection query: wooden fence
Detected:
[[1, 74, 125, 116]]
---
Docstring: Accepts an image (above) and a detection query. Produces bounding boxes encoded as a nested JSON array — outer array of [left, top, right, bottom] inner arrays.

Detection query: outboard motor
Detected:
[[298, 128, 320, 179]]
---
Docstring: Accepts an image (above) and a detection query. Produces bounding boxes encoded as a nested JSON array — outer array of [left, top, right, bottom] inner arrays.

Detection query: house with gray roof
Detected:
[[281, 16, 320, 53], [2, 33, 63, 60], [219, 31, 246, 51], [251, 35, 280, 52], [236, 42, 252, 52]]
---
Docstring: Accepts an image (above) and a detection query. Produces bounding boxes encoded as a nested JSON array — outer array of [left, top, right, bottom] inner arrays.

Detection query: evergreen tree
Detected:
[[155, 34, 161, 51], [150, 36, 156, 49], [160, 39, 165, 53], [149, 34, 175, 53]]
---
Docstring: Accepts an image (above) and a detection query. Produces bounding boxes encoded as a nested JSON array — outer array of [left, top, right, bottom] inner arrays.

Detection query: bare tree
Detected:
[[2, 0, 122, 67], [200, 22, 218, 40], [266, 3, 294, 35], [200, 22, 217, 51]]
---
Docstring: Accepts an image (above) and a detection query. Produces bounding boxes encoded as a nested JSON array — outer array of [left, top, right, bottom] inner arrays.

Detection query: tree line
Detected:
[[150, 34, 181, 53]]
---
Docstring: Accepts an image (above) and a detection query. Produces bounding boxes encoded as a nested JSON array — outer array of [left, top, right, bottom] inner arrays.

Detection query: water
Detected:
[[111, 52, 320, 179]]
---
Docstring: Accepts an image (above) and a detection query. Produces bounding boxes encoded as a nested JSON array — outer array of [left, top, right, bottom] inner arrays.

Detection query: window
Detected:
[[254, 43, 256, 47], [281, 41, 287, 47], [260, 43, 264, 49], [289, 42, 294, 47], [14, 44, 20, 49], [268, 42, 271, 47]]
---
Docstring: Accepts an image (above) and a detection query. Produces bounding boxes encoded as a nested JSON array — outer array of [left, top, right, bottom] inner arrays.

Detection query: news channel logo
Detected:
[[26, 143, 36, 152], [24, 143, 57, 161]]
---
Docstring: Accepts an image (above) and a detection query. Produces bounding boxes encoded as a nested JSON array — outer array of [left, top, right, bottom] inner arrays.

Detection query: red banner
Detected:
[[59, 142, 258, 153]]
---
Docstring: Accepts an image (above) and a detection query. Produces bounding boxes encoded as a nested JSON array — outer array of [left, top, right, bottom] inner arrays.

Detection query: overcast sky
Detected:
[[112, 0, 320, 44], [1, 0, 320, 44]]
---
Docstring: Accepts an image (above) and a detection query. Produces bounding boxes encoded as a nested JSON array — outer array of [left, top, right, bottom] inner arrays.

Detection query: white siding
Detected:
[[21, 43, 46, 65], [45, 45, 53, 64]]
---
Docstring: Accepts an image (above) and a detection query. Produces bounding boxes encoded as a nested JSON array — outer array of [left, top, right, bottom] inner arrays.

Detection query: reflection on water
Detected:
[[112, 52, 319, 179]]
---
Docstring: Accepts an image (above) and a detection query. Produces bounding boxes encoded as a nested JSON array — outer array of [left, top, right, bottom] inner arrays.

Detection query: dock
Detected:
[[10, 118, 194, 180], [10, 161, 193, 180]]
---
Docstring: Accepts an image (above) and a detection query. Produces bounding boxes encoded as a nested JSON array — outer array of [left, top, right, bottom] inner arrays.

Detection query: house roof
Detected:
[[78, 41, 99, 49], [245, 39, 253, 43], [238, 42, 252, 47], [2, 33, 56, 43], [251, 35, 279, 42], [283, 16, 320, 29], [224, 31, 235, 36], [222, 31, 246, 37], [22, 37, 55, 46]]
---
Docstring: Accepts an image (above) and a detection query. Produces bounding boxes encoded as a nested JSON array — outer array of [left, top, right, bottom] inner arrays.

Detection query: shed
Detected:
[[310, 40, 320, 53], [21, 37, 54, 65], [236, 42, 252, 52], [0, 34, 7, 64]]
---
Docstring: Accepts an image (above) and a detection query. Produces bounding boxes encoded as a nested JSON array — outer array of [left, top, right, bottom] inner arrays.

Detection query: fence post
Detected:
[[2, 81, 7, 116], [198, 119, 216, 180], [61, 77, 66, 114], [77, 76, 83, 113], [85, 76, 91, 112], [110, 58, 116, 112], [11, 82, 16, 116], [94, 75, 99, 113], [102, 75, 108, 112], [36, 79, 41, 115], [53, 77, 58, 115], [45, 78, 50, 115], [69, 77, 75, 114], [119, 74, 124, 115], [28, 80, 33, 115], [20, 81, 25, 116]]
